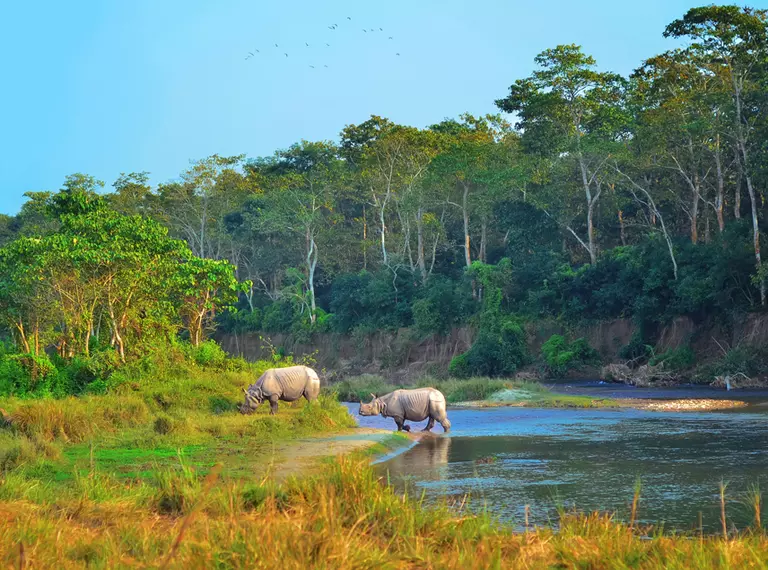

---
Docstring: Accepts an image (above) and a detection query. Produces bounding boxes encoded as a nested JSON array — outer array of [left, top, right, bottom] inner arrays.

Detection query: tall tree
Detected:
[[496, 45, 629, 263], [665, 6, 768, 303]]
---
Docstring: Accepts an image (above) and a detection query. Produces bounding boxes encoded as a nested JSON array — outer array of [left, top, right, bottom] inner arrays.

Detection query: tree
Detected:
[[157, 154, 247, 260], [665, 6, 768, 304], [496, 45, 629, 263], [249, 141, 343, 323], [110, 172, 153, 216], [172, 256, 245, 346]]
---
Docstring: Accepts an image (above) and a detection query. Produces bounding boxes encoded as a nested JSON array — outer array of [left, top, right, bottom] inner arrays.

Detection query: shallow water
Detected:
[[345, 402, 768, 532]]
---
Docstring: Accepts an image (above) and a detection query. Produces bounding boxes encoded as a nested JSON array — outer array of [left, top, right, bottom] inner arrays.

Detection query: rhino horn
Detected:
[[370, 393, 376, 401]]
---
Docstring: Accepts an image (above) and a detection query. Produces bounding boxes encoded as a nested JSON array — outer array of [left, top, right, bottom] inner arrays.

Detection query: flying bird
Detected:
[[347, 16, 351, 20], [325, 43, 330, 46], [306, 42, 309, 46], [284, 53, 289, 57], [362, 29, 366, 32], [379, 28, 383, 31], [275, 43, 278, 47], [396, 52, 400, 56], [324, 65, 328, 68], [309, 65, 315, 68], [388, 36, 393, 40], [370, 28, 375, 31]]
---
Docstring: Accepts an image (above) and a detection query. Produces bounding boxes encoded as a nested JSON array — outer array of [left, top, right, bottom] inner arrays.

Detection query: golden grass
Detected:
[[1, 457, 768, 569]]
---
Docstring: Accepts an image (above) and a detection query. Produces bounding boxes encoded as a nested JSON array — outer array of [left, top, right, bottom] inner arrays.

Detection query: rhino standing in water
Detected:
[[358, 388, 451, 433], [240, 365, 321, 415]]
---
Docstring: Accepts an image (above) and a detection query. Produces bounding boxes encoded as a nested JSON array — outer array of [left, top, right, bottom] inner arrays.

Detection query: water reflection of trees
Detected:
[[385, 436, 452, 481]]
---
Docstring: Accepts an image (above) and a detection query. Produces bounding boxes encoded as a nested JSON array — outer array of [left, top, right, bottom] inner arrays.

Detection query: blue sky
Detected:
[[0, 0, 739, 215]]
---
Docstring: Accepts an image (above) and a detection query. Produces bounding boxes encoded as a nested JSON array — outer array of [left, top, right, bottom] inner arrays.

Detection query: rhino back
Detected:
[[271, 366, 312, 401], [389, 389, 432, 421]]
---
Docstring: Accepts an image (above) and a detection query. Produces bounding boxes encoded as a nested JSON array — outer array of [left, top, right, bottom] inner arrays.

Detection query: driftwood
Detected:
[[711, 372, 762, 390]]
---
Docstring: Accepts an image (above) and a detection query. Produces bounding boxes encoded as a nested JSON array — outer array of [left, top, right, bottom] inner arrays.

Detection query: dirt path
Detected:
[[253, 427, 396, 480]]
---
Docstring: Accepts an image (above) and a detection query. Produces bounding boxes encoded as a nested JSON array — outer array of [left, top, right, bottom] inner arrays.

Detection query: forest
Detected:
[[2, 5, 768, 390]]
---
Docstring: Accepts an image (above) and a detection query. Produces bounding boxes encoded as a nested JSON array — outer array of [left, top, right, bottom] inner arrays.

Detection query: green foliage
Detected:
[[187, 340, 228, 369], [412, 277, 475, 336], [541, 335, 600, 376], [618, 331, 653, 362], [649, 345, 696, 371], [710, 345, 768, 378], [450, 262, 529, 377]]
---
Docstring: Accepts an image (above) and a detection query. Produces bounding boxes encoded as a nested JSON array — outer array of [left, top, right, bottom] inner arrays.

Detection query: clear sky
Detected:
[[0, 0, 748, 215]]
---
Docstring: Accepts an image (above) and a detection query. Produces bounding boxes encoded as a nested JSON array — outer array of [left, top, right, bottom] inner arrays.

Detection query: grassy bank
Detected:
[[2, 455, 768, 568], [0, 354, 358, 488], [330, 375, 616, 408]]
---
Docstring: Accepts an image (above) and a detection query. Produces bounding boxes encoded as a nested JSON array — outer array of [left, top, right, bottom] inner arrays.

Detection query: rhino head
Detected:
[[358, 393, 381, 416], [240, 387, 264, 414]]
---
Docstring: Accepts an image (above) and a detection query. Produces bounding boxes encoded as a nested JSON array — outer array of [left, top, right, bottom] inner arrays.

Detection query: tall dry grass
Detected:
[[1, 457, 768, 569]]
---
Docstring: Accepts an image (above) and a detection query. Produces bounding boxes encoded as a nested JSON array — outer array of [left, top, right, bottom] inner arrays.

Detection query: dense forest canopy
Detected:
[[2, 5, 768, 382]]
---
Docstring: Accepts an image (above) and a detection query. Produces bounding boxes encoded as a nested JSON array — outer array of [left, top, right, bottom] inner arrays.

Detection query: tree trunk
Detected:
[[462, 182, 471, 268], [732, 70, 764, 305], [619, 210, 627, 246], [714, 133, 725, 232], [306, 230, 318, 323], [578, 145, 599, 264], [362, 205, 368, 270], [479, 217, 488, 263], [416, 207, 426, 284], [14, 321, 30, 354], [586, 199, 597, 264], [690, 174, 700, 244]]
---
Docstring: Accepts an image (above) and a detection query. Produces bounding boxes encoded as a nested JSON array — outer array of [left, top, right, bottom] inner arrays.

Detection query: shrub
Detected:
[[189, 340, 228, 369], [649, 345, 696, 371], [618, 331, 653, 363], [541, 335, 600, 376]]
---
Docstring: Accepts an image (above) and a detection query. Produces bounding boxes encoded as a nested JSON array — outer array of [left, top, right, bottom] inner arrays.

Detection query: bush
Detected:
[[189, 340, 228, 369], [649, 345, 696, 371], [261, 300, 295, 333], [618, 331, 653, 363], [541, 335, 600, 376], [412, 277, 475, 336]]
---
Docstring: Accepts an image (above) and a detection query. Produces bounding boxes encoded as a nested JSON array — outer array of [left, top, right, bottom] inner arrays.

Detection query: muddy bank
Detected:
[[217, 314, 768, 383], [258, 427, 401, 480]]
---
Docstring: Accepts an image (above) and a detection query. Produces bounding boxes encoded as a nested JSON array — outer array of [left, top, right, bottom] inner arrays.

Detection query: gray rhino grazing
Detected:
[[358, 388, 451, 433], [240, 365, 321, 415]]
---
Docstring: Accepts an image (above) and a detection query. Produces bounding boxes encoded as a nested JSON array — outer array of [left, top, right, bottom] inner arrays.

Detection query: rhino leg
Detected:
[[422, 417, 436, 432], [439, 418, 451, 433], [393, 417, 410, 432], [268, 395, 279, 415]]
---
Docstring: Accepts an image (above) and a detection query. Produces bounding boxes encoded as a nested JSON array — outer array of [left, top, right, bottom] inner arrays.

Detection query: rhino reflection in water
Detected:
[[384, 436, 452, 481]]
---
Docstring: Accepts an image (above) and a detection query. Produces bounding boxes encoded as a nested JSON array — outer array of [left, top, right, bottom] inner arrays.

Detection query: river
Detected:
[[343, 387, 768, 532]]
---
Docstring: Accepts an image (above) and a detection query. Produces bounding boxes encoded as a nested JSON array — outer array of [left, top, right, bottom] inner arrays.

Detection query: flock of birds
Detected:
[[244, 16, 400, 68]]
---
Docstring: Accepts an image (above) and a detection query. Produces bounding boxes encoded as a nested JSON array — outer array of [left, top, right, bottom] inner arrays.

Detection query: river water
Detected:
[[343, 389, 768, 532]]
